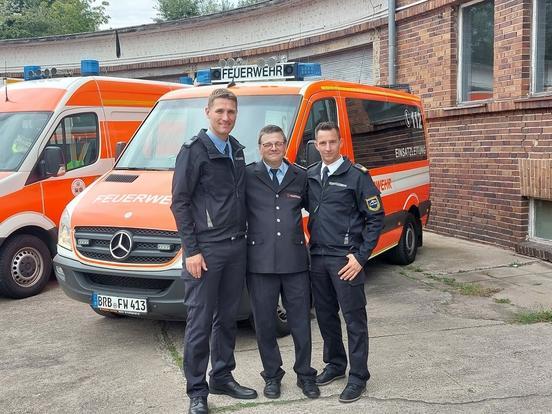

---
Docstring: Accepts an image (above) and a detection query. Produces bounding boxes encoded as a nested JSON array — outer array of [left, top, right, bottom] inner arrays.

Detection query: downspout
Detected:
[[388, 0, 396, 85]]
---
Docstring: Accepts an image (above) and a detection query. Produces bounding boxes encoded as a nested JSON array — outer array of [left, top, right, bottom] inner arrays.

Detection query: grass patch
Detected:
[[427, 275, 501, 297], [494, 298, 511, 304], [514, 309, 552, 324], [160, 323, 183, 368]]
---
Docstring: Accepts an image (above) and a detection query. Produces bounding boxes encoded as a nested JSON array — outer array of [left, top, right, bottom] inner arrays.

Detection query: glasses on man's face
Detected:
[[261, 141, 286, 149]]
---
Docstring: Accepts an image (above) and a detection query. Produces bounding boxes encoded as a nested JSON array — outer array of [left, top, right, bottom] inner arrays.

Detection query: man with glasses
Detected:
[[245, 124, 319, 400], [171, 88, 257, 414]]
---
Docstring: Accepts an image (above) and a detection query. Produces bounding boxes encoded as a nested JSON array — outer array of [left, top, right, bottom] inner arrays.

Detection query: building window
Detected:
[[531, 199, 552, 242], [459, 0, 494, 102], [533, 0, 552, 93]]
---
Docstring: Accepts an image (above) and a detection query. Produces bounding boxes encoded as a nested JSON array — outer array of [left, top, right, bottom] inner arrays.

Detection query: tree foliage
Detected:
[[0, 0, 109, 40], [155, 0, 262, 21]]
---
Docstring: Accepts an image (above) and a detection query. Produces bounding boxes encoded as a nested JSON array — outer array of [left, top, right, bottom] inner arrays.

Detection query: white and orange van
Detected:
[[53, 62, 430, 328], [0, 76, 185, 298]]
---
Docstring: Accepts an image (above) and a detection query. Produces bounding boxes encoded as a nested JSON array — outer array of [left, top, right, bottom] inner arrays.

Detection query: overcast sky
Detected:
[[99, 0, 158, 30]]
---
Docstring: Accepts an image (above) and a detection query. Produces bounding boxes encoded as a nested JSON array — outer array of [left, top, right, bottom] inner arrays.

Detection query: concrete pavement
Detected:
[[1, 232, 551, 413]]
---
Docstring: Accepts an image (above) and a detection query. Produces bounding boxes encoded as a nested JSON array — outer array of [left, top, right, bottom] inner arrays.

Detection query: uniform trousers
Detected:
[[247, 271, 317, 381], [310, 254, 370, 386], [182, 237, 246, 397]]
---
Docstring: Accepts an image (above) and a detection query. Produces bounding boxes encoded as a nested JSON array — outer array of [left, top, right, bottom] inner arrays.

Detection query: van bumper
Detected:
[[53, 254, 251, 321]]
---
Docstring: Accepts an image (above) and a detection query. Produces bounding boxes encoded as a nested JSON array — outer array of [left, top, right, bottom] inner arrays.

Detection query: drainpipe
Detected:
[[388, 0, 396, 85]]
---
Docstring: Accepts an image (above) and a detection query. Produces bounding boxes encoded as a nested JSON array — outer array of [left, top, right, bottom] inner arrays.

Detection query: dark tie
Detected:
[[270, 168, 279, 190], [322, 166, 329, 186], [223, 143, 230, 157]]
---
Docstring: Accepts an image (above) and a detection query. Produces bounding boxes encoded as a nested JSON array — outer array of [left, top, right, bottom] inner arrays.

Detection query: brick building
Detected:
[[379, 0, 552, 260]]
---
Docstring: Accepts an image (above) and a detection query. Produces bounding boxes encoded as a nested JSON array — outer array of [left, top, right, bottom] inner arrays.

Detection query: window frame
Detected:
[[457, 0, 495, 104], [531, 0, 552, 95], [529, 198, 552, 245]]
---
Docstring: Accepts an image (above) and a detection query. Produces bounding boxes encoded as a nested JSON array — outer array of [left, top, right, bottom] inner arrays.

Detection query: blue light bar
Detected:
[[23, 65, 41, 81], [179, 76, 194, 85], [195, 69, 212, 85], [81, 59, 100, 76], [297, 63, 322, 79]]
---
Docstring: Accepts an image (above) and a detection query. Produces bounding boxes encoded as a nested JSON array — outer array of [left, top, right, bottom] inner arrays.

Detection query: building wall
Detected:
[[379, 0, 552, 255]]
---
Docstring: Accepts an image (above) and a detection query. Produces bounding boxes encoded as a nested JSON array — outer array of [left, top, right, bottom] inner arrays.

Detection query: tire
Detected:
[[275, 302, 290, 338], [248, 300, 291, 338], [0, 235, 52, 299], [90, 306, 124, 318], [385, 213, 419, 265]]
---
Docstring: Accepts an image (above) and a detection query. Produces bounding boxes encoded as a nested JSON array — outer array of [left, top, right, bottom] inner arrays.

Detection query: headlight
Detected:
[[58, 208, 72, 251]]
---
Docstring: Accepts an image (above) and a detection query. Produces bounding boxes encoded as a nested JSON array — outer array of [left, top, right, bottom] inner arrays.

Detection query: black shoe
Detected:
[[263, 379, 281, 399], [297, 377, 320, 399], [338, 383, 366, 403], [315, 367, 346, 386], [209, 379, 258, 399], [188, 396, 208, 414]]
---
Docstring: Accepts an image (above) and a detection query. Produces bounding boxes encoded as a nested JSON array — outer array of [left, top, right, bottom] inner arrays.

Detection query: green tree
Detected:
[[155, 0, 262, 21], [0, 0, 109, 40]]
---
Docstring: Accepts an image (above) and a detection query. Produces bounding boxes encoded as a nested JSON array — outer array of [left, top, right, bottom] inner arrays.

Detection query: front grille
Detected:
[[83, 273, 173, 292], [74, 226, 180, 265]]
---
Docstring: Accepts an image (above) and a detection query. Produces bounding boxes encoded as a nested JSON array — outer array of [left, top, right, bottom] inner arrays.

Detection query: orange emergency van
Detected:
[[53, 62, 430, 325], [0, 76, 185, 298]]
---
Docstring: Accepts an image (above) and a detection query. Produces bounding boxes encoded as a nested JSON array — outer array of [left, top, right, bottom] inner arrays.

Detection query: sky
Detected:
[[98, 0, 158, 30]]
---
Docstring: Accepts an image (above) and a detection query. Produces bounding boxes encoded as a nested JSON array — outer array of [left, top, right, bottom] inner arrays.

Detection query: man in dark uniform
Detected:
[[245, 125, 319, 400], [171, 88, 257, 414], [307, 121, 384, 403]]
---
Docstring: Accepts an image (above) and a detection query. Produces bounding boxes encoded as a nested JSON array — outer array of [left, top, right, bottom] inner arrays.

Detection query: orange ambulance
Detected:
[[53, 62, 430, 326], [0, 75, 185, 298]]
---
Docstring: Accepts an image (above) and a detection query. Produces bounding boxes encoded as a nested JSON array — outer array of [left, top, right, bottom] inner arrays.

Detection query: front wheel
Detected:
[[385, 213, 419, 265], [0, 235, 52, 299]]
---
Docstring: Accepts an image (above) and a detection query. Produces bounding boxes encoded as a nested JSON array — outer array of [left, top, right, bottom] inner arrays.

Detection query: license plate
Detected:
[[91, 293, 147, 315]]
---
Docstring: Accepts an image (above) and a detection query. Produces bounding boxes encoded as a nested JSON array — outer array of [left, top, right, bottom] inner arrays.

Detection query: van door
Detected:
[[33, 109, 106, 227]]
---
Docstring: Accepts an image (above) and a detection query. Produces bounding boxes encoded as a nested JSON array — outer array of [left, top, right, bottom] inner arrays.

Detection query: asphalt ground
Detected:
[[1, 232, 552, 413]]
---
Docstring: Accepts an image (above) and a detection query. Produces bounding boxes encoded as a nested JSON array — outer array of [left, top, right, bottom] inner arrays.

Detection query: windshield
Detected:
[[116, 95, 301, 170], [0, 112, 52, 172]]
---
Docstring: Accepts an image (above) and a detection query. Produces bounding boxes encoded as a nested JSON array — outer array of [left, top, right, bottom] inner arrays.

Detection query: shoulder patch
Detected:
[[183, 136, 199, 148], [365, 195, 382, 212], [293, 163, 307, 171], [353, 163, 369, 174]]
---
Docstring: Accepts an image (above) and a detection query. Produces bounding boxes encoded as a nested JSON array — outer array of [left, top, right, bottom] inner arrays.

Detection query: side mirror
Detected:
[[306, 140, 321, 166], [42, 146, 65, 177], [115, 141, 127, 159]]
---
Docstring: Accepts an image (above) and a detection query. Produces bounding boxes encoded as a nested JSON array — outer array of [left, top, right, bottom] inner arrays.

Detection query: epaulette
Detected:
[[307, 161, 320, 169], [183, 136, 199, 148], [246, 161, 257, 167], [293, 162, 307, 171], [353, 163, 369, 174]]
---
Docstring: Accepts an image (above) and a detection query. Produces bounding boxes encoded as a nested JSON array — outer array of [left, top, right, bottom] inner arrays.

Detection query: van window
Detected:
[[296, 99, 337, 167], [48, 113, 99, 171], [346, 99, 426, 169]]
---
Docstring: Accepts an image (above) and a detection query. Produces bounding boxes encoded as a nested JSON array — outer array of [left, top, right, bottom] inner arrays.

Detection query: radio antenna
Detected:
[[4, 60, 8, 102]]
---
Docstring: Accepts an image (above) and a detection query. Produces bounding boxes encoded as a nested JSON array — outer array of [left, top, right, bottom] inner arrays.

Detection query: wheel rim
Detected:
[[277, 304, 287, 323], [11, 247, 44, 288], [405, 223, 416, 257]]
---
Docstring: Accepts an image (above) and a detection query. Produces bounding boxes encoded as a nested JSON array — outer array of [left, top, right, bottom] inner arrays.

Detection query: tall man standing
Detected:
[[307, 121, 384, 403], [171, 88, 257, 414], [245, 125, 319, 400]]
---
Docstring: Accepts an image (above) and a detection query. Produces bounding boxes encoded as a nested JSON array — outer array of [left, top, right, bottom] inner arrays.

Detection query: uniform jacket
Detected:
[[307, 157, 384, 266], [171, 129, 246, 257], [245, 160, 308, 274]]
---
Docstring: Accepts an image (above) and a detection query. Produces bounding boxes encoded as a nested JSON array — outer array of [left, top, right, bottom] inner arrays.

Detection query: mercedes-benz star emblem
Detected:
[[109, 230, 133, 260]]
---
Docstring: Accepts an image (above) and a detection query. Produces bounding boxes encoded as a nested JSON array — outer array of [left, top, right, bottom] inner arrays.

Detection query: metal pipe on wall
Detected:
[[388, 0, 396, 85]]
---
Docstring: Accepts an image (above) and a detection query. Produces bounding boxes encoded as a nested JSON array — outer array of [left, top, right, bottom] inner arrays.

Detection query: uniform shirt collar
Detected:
[[321, 156, 344, 179], [206, 128, 230, 155], [263, 160, 288, 183]]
